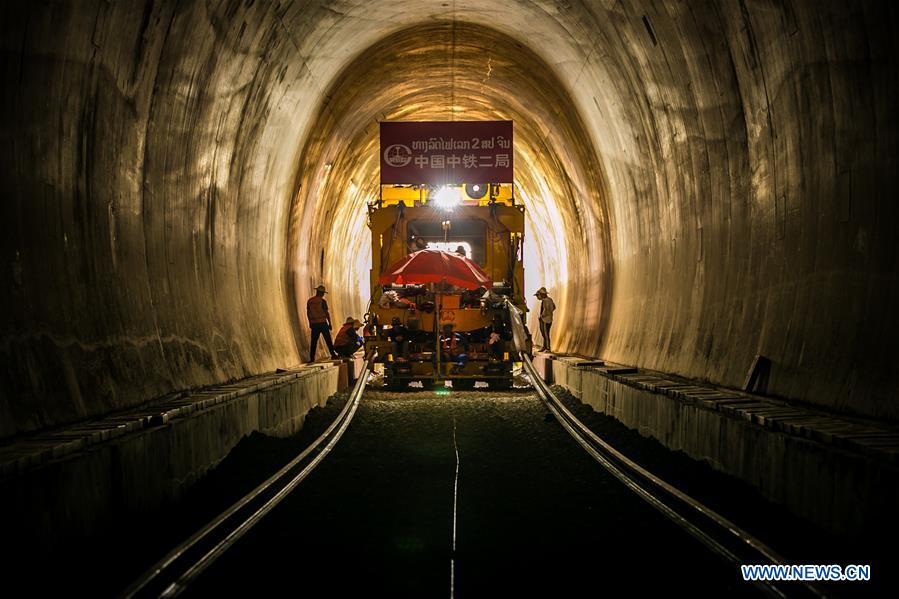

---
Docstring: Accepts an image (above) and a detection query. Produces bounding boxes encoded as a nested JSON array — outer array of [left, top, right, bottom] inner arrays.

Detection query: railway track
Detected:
[[122, 354, 373, 599], [122, 304, 829, 598], [506, 302, 826, 599]]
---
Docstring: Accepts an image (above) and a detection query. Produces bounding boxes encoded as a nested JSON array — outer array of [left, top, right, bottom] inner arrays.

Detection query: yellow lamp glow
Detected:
[[433, 185, 462, 210]]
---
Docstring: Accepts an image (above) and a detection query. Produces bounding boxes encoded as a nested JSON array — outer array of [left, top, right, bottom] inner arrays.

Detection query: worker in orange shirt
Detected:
[[307, 285, 339, 361], [334, 317, 364, 357]]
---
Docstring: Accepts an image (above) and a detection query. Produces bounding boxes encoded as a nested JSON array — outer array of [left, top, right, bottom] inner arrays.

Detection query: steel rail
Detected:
[[521, 357, 778, 598], [504, 303, 824, 598], [123, 355, 372, 599]]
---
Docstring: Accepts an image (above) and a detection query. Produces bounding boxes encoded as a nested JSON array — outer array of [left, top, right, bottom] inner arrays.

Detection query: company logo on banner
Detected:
[[380, 121, 513, 185]]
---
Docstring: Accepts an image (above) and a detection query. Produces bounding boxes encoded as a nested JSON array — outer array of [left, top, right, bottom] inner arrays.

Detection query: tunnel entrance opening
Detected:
[[413, 221, 485, 265], [286, 22, 613, 366]]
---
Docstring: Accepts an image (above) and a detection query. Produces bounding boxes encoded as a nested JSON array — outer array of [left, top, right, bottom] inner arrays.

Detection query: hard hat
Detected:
[[315, 285, 327, 293], [534, 287, 548, 296]]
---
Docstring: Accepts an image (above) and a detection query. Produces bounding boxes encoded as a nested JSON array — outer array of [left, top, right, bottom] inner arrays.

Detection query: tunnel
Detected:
[[2, 0, 898, 595]]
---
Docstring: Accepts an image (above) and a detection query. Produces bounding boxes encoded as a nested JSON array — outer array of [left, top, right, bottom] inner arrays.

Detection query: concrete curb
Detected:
[[0, 363, 342, 552], [535, 352, 899, 538], [0, 364, 338, 479]]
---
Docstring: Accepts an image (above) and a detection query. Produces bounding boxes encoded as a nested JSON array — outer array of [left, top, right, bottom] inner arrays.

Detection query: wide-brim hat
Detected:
[[315, 284, 327, 293], [534, 287, 548, 296]]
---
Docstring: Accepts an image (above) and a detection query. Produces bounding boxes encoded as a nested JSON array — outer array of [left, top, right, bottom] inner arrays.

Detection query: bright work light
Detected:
[[433, 185, 462, 210]]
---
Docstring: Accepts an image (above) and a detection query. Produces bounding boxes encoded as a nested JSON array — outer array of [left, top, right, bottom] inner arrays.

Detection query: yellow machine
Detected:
[[365, 183, 532, 390]]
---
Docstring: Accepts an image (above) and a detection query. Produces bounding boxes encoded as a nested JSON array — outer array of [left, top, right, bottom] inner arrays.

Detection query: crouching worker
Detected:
[[440, 324, 468, 374], [334, 317, 364, 357]]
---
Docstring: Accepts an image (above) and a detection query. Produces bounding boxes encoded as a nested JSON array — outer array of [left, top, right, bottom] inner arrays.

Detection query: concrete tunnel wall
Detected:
[[1, 0, 897, 439]]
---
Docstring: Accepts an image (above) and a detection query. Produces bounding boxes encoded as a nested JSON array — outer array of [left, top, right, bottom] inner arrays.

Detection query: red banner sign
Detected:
[[380, 121, 513, 185]]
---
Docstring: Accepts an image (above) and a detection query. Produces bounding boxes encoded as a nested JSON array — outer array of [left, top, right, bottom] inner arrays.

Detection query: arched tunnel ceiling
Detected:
[[1, 0, 897, 438], [287, 22, 613, 364]]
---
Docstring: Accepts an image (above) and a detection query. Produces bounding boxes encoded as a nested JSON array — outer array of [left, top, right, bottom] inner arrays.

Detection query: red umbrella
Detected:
[[379, 249, 493, 290]]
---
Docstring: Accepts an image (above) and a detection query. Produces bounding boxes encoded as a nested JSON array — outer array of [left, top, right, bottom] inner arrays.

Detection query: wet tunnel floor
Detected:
[[184, 390, 761, 598]]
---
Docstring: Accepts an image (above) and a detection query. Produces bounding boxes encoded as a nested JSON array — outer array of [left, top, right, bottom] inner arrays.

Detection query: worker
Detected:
[[487, 316, 509, 361], [307, 285, 339, 361], [388, 317, 409, 360], [440, 323, 468, 374], [334, 317, 364, 357], [534, 287, 556, 351]]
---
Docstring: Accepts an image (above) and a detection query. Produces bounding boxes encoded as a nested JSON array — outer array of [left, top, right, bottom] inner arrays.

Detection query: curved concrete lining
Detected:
[[287, 22, 612, 369], [2, 1, 897, 438]]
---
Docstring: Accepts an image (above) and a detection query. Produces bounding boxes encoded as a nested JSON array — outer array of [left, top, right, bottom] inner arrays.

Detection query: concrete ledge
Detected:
[[0, 364, 340, 552], [540, 353, 899, 539]]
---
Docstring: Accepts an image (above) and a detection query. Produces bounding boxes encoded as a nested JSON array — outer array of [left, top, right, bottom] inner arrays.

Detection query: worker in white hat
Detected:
[[534, 287, 556, 351], [334, 317, 364, 357]]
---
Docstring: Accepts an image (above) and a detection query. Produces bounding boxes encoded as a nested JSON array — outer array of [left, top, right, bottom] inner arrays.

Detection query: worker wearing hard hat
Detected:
[[534, 287, 556, 351], [307, 285, 339, 361], [334, 317, 364, 357]]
